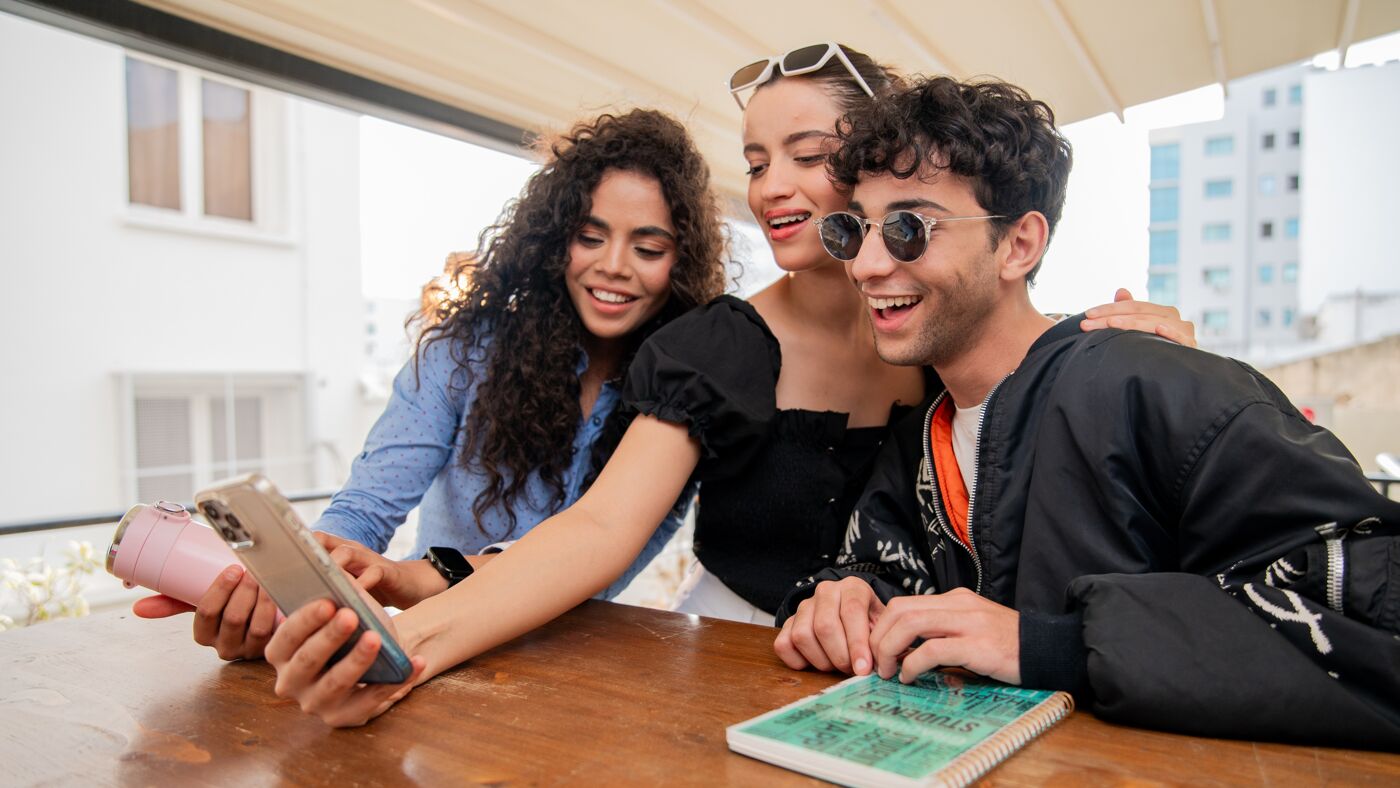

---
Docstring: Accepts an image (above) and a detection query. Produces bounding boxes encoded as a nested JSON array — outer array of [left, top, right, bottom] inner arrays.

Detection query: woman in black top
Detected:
[[263, 44, 1197, 725]]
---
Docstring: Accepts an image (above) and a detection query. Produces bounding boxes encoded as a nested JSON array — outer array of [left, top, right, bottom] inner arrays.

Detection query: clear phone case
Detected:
[[195, 474, 412, 684]]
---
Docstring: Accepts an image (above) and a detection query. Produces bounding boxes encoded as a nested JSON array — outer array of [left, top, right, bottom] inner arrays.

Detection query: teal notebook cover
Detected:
[[727, 672, 1072, 787]]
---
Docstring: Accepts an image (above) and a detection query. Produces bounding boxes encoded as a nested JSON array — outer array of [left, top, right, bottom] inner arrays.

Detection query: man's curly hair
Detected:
[[828, 76, 1072, 283], [416, 109, 728, 534]]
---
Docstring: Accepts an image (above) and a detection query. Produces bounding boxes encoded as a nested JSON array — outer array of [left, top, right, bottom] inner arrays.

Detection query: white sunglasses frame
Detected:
[[728, 42, 876, 110]]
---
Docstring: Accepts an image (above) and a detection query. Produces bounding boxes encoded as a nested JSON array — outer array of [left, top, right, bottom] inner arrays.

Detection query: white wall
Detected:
[[0, 13, 364, 521], [1299, 61, 1400, 312]]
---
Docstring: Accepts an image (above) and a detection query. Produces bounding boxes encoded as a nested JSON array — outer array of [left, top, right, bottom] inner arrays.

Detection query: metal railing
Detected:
[[0, 490, 337, 538], [2, 476, 1397, 539]]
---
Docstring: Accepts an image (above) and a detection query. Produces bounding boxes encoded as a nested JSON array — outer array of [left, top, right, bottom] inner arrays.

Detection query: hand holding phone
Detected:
[[196, 475, 413, 684], [263, 594, 426, 728]]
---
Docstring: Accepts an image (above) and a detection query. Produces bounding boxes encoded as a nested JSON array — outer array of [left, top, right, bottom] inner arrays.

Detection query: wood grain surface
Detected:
[[3, 600, 1397, 786]]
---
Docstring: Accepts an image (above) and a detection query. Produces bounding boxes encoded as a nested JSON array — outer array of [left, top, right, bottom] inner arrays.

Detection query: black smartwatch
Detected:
[[424, 546, 475, 587]]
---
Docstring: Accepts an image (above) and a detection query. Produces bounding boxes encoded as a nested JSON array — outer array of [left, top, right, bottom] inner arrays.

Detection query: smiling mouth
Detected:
[[867, 295, 923, 320], [590, 288, 638, 305], [768, 212, 811, 229]]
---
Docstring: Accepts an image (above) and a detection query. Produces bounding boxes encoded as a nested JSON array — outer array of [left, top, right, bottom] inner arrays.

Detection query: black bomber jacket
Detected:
[[778, 315, 1400, 749]]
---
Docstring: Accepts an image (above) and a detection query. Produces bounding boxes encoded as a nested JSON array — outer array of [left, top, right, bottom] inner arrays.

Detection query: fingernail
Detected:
[[223, 566, 242, 581], [855, 658, 869, 674]]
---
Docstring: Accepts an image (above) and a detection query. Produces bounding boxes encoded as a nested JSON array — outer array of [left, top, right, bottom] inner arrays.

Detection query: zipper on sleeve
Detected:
[[1314, 521, 1347, 614]]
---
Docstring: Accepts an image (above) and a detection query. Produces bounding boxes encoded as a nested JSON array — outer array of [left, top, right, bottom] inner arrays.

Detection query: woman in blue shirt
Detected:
[[133, 108, 728, 657]]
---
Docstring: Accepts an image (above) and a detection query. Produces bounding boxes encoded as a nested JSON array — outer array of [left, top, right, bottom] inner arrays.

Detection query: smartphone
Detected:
[[195, 474, 413, 684]]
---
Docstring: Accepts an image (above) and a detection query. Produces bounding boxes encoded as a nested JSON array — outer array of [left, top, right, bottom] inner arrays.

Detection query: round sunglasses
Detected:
[[815, 211, 1006, 263]]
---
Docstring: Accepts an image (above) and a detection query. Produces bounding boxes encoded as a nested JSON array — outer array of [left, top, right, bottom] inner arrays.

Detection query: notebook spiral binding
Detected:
[[937, 692, 1075, 787]]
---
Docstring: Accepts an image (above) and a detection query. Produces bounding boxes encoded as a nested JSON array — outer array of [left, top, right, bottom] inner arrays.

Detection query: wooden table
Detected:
[[3, 601, 1398, 786]]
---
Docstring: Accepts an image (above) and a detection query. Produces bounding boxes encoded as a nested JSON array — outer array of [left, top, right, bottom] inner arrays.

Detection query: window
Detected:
[[1285, 217, 1300, 238], [1150, 144, 1180, 180], [124, 54, 282, 229], [1262, 88, 1277, 107], [127, 375, 307, 503], [1288, 129, 1301, 148], [1257, 309, 1272, 328], [1283, 262, 1299, 283], [1149, 230, 1178, 264], [1147, 273, 1178, 306], [1150, 187, 1179, 222], [1203, 179, 1233, 198], [1261, 221, 1274, 239], [1204, 136, 1234, 156], [210, 395, 266, 479], [133, 397, 193, 502], [1287, 174, 1300, 192], [1283, 308, 1295, 327], [1259, 175, 1276, 195], [202, 78, 252, 220], [1289, 84, 1303, 105], [1203, 310, 1229, 334], [126, 57, 181, 210], [1261, 132, 1275, 151], [1259, 264, 1274, 284], [1204, 267, 1231, 289], [1203, 223, 1231, 242]]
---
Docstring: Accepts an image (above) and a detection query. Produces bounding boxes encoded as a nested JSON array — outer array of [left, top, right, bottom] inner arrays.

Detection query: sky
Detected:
[[360, 32, 1400, 314]]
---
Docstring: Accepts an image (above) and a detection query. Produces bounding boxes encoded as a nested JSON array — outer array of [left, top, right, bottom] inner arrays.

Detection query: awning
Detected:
[[131, 0, 1400, 203]]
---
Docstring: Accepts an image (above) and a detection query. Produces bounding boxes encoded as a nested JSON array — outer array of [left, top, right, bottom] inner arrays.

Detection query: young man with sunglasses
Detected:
[[774, 75, 1400, 748]]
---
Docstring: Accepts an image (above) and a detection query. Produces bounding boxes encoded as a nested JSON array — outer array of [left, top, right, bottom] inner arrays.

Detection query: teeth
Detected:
[[591, 289, 636, 304], [768, 213, 810, 228], [867, 296, 922, 310]]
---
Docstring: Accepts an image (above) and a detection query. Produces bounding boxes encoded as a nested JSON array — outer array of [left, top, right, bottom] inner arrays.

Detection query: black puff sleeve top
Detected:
[[623, 296, 904, 614], [622, 296, 781, 480]]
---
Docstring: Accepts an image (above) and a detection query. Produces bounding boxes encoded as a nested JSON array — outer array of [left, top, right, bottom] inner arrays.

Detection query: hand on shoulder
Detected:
[[1081, 288, 1197, 348]]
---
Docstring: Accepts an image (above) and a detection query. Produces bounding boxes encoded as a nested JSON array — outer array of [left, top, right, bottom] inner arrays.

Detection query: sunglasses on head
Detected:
[[728, 42, 875, 110], [815, 211, 1006, 263]]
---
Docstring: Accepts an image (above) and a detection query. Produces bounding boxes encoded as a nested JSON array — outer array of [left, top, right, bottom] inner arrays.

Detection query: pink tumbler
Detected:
[[106, 501, 238, 605]]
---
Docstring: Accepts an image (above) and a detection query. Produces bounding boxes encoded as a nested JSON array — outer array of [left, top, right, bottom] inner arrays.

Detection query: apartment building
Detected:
[[1147, 66, 1306, 358]]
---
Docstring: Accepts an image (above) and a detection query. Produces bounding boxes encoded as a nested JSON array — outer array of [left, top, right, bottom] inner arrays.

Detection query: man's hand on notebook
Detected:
[[870, 588, 1021, 685], [774, 576, 886, 676]]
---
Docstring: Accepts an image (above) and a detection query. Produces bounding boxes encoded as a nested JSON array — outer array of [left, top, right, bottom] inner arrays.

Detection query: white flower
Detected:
[[0, 548, 95, 629], [65, 541, 99, 575], [26, 564, 55, 588], [1, 568, 25, 590]]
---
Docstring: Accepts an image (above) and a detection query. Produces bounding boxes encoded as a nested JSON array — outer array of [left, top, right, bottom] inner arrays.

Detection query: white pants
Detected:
[[670, 562, 775, 627]]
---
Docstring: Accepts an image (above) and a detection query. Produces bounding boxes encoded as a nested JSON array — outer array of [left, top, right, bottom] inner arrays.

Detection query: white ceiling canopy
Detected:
[[135, 0, 1400, 203]]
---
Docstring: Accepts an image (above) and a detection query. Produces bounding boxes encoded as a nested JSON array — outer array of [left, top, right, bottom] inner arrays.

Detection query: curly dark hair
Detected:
[[827, 76, 1072, 284], [415, 109, 728, 534]]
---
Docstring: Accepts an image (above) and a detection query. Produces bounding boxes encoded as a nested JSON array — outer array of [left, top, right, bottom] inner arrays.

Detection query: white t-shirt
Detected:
[[950, 400, 985, 498]]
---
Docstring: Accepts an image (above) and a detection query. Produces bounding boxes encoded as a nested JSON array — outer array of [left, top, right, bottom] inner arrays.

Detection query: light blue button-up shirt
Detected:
[[316, 333, 687, 599]]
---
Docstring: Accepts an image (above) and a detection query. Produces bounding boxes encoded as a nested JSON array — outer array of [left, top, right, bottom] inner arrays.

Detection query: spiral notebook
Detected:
[[726, 671, 1072, 787]]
